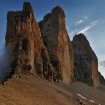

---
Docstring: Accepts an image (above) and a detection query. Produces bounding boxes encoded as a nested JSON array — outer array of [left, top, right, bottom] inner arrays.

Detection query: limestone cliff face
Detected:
[[5, 2, 100, 87], [72, 34, 99, 87], [5, 2, 56, 81], [39, 6, 74, 84]]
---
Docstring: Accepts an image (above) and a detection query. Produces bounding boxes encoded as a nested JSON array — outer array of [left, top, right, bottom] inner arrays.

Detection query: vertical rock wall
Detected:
[[5, 2, 56, 81], [5, 2, 101, 87], [39, 6, 74, 84], [72, 34, 99, 87], [6, 2, 40, 74]]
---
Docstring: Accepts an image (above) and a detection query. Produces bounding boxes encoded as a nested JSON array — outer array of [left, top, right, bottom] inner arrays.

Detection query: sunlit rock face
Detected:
[[72, 33, 99, 87], [6, 2, 40, 74], [4, 2, 101, 87], [39, 6, 74, 84], [5, 2, 57, 82]]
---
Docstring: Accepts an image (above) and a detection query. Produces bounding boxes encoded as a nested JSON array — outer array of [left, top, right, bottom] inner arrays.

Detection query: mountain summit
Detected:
[[0, 2, 105, 105], [4, 2, 105, 87]]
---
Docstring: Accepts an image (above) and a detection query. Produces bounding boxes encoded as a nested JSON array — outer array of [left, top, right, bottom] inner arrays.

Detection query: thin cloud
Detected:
[[76, 20, 83, 24], [69, 28, 78, 37], [99, 60, 105, 68], [75, 16, 88, 26], [84, 16, 88, 19], [78, 25, 93, 33], [78, 20, 98, 34]]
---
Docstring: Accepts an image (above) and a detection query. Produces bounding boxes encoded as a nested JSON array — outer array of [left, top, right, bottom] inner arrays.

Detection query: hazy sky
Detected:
[[0, 0, 105, 77]]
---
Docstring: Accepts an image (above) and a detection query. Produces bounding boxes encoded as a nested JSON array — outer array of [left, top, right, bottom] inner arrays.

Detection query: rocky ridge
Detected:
[[3, 2, 105, 87], [38, 6, 74, 84], [5, 2, 57, 82], [72, 34, 99, 87]]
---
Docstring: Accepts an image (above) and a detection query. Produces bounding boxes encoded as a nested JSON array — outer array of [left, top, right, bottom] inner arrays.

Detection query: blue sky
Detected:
[[0, 0, 105, 77]]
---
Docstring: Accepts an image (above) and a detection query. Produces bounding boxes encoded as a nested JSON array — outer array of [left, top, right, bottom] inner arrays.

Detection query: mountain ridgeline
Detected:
[[4, 2, 105, 87]]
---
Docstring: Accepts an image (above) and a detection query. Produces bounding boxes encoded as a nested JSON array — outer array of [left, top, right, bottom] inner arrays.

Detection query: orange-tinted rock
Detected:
[[5, 2, 101, 87], [39, 6, 74, 84], [6, 2, 40, 74], [72, 33, 99, 87], [5, 2, 56, 82]]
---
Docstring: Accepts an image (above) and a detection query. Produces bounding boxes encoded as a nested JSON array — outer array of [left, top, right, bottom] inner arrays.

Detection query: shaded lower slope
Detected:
[[0, 74, 105, 105], [57, 82, 105, 105], [98, 84, 105, 93], [0, 74, 77, 105]]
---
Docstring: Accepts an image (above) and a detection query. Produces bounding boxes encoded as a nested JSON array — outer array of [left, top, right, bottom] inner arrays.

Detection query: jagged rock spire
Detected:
[[5, 2, 57, 82], [39, 6, 74, 84], [23, 2, 33, 12], [72, 33, 99, 87], [51, 6, 65, 18]]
